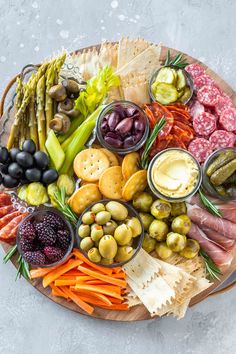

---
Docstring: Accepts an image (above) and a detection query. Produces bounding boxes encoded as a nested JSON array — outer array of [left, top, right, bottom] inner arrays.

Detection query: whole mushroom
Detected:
[[58, 98, 79, 118], [48, 84, 67, 102], [49, 113, 71, 134]]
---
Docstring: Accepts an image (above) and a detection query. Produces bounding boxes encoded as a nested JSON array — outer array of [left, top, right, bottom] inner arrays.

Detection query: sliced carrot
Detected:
[[74, 284, 123, 300], [62, 287, 94, 315], [49, 284, 68, 299], [42, 259, 82, 288], [72, 291, 112, 306], [112, 273, 126, 279], [76, 275, 93, 282], [111, 267, 123, 274], [30, 254, 75, 279], [106, 297, 122, 304], [97, 303, 129, 311], [54, 279, 77, 286], [78, 266, 126, 288], [86, 280, 107, 285], [73, 249, 113, 275]]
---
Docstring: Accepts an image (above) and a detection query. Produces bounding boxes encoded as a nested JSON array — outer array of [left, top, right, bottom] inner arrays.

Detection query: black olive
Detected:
[[0, 147, 9, 164], [34, 151, 49, 170], [25, 168, 41, 182], [22, 139, 36, 154], [16, 151, 34, 168], [8, 162, 23, 179], [3, 175, 19, 188], [0, 173, 3, 184], [42, 169, 58, 184], [0, 163, 9, 174], [9, 148, 21, 162]]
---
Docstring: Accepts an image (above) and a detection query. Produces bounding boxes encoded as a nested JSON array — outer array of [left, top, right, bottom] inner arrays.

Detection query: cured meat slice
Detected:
[[219, 107, 236, 132], [189, 100, 205, 120], [209, 130, 235, 150], [0, 210, 21, 229], [188, 223, 233, 267], [188, 138, 213, 163], [193, 112, 217, 136], [185, 63, 205, 79], [0, 193, 12, 206], [201, 227, 235, 251], [214, 95, 233, 116], [0, 213, 28, 241], [193, 74, 218, 91], [197, 85, 221, 107], [0, 205, 14, 218], [187, 204, 236, 240]]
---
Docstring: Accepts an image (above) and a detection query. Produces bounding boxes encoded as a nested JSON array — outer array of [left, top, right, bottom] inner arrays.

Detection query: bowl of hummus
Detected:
[[147, 148, 202, 202]]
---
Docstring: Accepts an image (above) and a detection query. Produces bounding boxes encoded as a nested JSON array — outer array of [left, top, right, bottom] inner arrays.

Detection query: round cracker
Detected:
[[100, 148, 119, 167], [122, 170, 147, 201], [73, 148, 110, 182], [122, 152, 140, 180], [68, 184, 102, 215], [80, 180, 98, 187], [99, 166, 125, 199]]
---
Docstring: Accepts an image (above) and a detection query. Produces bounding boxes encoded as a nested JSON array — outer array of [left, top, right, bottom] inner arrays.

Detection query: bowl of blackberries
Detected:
[[0, 139, 58, 189], [17, 209, 74, 267]]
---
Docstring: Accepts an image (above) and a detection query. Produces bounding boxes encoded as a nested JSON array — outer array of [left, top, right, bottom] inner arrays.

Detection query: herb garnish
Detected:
[[199, 188, 222, 218], [54, 187, 78, 225], [3, 245, 31, 281], [200, 249, 222, 281], [165, 50, 189, 69]]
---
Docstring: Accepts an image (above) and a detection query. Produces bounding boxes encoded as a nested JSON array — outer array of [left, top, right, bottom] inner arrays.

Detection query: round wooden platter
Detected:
[[1, 44, 236, 322]]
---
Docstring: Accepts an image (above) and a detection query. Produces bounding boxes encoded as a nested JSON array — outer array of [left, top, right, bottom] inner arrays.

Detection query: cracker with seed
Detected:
[[100, 148, 119, 167], [122, 170, 147, 201], [68, 184, 102, 215], [73, 148, 110, 182], [99, 42, 118, 70], [117, 37, 150, 69], [99, 166, 125, 199], [122, 152, 140, 180], [79, 47, 100, 80], [122, 73, 150, 105]]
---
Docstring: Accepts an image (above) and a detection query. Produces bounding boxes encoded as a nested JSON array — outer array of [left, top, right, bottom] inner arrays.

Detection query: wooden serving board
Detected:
[[1, 44, 236, 321]]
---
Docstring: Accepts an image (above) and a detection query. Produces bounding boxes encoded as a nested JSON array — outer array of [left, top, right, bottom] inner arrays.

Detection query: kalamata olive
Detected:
[[107, 112, 121, 131], [49, 84, 67, 102], [105, 132, 120, 139], [0, 147, 9, 163], [100, 119, 109, 135], [123, 136, 136, 148], [134, 131, 143, 142], [125, 107, 138, 117], [134, 117, 145, 132], [104, 136, 123, 148], [115, 118, 133, 135], [114, 105, 126, 118], [61, 79, 80, 94]]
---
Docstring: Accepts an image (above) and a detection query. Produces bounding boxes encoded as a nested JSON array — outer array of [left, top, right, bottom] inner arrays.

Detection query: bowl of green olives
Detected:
[[76, 199, 145, 267]]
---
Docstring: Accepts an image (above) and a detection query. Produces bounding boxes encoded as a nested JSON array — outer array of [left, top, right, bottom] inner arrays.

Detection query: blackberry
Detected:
[[42, 213, 64, 230], [43, 246, 65, 262], [24, 251, 46, 265], [20, 235, 34, 253], [19, 221, 36, 241], [57, 229, 70, 250], [35, 222, 57, 246]]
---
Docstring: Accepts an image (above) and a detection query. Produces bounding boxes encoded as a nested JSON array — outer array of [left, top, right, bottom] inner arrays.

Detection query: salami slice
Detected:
[[0, 205, 14, 218], [185, 63, 205, 79], [219, 107, 236, 132], [215, 95, 233, 116], [188, 137, 213, 162], [209, 130, 235, 150], [189, 100, 205, 120], [0, 213, 28, 241], [0, 193, 12, 206], [197, 85, 221, 107], [193, 112, 217, 136], [193, 74, 218, 91]]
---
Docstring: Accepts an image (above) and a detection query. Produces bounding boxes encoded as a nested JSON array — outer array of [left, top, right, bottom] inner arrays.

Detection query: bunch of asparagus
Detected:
[[7, 53, 66, 150]]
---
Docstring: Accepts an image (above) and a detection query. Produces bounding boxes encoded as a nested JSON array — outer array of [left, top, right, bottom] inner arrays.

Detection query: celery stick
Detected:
[[45, 129, 65, 171]]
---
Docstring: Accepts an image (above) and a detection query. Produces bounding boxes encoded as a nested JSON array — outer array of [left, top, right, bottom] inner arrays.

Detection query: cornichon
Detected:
[[214, 185, 227, 196], [222, 171, 236, 185], [206, 150, 236, 177], [210, 159, 236, 186]]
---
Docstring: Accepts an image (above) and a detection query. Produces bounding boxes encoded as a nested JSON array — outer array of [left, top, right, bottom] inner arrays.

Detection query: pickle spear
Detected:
[[210, 159, 236, 186], [206, 150, 236, 177]]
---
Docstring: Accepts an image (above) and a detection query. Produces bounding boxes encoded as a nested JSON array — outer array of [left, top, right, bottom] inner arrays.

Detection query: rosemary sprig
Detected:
[[54, 187, 78, 225], [164, 50, 189, 69], [199, 249, 222, 281], [3, 245, 31, 281], [139, 116, 166, 169], [199, 188, 222, 218]]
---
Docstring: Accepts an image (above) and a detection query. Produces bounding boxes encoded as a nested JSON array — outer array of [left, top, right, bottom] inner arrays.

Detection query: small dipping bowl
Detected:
[[76, 199, 145, 268], [96, 100, 149, 155], [17, 208, 74, 268], [202, 147, 236, 201], [147, 148, 202, 202]]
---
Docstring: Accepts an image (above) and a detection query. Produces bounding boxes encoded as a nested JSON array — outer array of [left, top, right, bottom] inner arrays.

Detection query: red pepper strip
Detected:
[[167, 134, 186, 149], [172, 126, 193, 144]]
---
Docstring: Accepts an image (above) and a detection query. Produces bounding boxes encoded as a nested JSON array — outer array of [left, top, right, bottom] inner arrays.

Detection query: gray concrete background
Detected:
[[0, 0, 236, 353]]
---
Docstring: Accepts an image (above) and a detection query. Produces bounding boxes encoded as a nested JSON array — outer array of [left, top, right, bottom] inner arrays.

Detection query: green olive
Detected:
[[171, 202, 187, 217], [87, 247, 101, 263], [171, 215, 191, 235], [105, 201, 128, 221], [91, 203, 106, 214], [115, 246, 134, 263], [91, 225, 104, 242], [155, 242, 173, 260], [166, 232, 187, 252], [132, 192, 153, 212], [179, 239, 200, 259], [149, 220, 169, 241], [99, 235, 118, 259], [142, 233, 157, 253], [126, 217, 142, 238], [95, 211, 111, 225], [78, 224, 90, 238], [150, 199, 171, 219], [139, 212, 154, 231], [103, 220, 118, 235], [80, 237, 94, 252], [114, 224, 133, 245], [82, 211, 96, 225], [101, 257, 114, 265]]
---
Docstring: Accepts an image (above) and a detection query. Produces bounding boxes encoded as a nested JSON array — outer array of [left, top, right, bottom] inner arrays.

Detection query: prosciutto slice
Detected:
[[201, 227, 235, 251], [187, 204, 236, 240], [188, 223, 233, 267]]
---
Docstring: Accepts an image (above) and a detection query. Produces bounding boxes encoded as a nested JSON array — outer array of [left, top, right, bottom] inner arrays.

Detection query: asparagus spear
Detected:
[[13, 77, 24, 147], [45, 62, 56, 134], [36, 75, 47, 152], [29, 95, 39, 149]]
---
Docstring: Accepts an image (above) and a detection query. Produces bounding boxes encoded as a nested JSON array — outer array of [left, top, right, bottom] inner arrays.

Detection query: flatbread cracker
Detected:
[[121, 152, 140, 180], [117, 37, 150, 69], [122, 170, 147, 201], [121, 72, 150, 105], [99, 42, 118, 70], [68, 184, 102, 215], [99, 166, 125, 199], [100, 148, 119, 167]]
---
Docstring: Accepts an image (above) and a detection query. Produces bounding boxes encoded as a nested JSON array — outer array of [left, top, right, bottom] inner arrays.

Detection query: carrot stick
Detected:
[[97, 303, 129, 311], [112, 267, 123, 274], [54, 279, 77, 286], [78, 266, 126, 288], [76, 275, 93, 282], [30, 254, 75, 279], [62, 287, 94, 315], [112, 273, 126, 279], [86, 280, 107, 285], [42, 259, 82, 288], [72, 291, 112, 306], [49, 284, 68, 299], [73, 249, 113, 275], [74, 284, 123, 300], [106, 297, 122, 304]]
